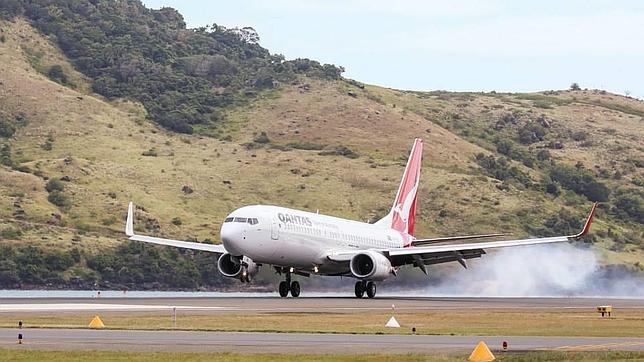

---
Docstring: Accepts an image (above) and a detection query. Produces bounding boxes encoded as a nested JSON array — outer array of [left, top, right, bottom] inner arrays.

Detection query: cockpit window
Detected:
[[224, 217, 234, 223], [248, 218, 259, 225], [234, 217, 247, 223]]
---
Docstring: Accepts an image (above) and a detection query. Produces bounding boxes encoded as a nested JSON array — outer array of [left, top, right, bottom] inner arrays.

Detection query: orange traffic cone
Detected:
[[88, 315, 105, 329], [468, 341, 495, 362]]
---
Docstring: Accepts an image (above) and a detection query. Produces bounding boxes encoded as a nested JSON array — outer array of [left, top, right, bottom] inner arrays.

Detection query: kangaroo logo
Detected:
[[393, 184, 418, 225]]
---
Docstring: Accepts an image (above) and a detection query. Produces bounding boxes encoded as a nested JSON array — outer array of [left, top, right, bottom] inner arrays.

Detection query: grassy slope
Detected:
[[0, 18, 642, 279]]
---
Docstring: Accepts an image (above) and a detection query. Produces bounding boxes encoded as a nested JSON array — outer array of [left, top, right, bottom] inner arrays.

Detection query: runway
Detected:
[[0, 296, 642, 313], [1, 297, 642, 354], [1, 328, 643, 353]]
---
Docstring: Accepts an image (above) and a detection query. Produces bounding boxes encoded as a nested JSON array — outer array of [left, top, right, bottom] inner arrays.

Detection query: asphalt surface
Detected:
[[1, 328, 643, 353], [1, 297, 642, 353], [1, 296, 642, 313]]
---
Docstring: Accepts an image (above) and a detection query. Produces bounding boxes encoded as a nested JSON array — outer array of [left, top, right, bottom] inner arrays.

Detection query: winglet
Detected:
[[125, 202, 134, 236], [571, 202, 598, 240]]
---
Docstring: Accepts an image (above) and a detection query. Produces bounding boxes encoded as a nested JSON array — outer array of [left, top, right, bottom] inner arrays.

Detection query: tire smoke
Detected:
[[421, 243, 644, 297]]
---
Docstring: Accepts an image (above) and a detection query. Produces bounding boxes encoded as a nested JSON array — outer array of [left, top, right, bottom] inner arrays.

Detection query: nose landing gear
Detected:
[[278, 269, 300, 298], [354, 281, 376, 298]]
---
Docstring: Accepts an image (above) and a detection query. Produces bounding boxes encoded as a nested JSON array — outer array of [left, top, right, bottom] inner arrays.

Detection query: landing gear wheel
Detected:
[[290, 281, 301, 297], [354, 281, 365, 298], [278, 281, 289, 297], [366, 282, 376, 299]]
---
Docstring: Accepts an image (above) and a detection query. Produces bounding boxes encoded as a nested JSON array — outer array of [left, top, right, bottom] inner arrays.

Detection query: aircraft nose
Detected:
[[220, 223, 244, 256]]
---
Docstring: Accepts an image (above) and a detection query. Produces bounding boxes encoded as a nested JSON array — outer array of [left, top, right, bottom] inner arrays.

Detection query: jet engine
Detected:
[[349, 251, 393, 281], [217, 253, 260, 282]]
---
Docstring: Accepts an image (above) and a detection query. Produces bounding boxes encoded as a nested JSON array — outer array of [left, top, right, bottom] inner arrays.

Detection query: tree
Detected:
[[0, 0, 23, 20], [17, 1, 343, 135], [570, 82, 581, 91], [233, 27, 260, 44]]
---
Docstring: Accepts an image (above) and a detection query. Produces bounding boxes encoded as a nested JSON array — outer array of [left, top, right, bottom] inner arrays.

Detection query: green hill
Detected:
[[0, 1, 642, 289]]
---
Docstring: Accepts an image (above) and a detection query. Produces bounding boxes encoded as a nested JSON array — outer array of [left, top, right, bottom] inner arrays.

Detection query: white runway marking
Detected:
[[0, 303, 425, 312], [0, 303, 225, 312]]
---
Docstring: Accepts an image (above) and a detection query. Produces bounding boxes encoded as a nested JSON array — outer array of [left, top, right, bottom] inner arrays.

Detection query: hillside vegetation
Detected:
[[0, 1, 642, 289]]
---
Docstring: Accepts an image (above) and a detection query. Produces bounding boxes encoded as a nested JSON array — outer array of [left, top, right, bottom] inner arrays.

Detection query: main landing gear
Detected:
[[355, 281, 376, 298], [278, 270, 300, 298]]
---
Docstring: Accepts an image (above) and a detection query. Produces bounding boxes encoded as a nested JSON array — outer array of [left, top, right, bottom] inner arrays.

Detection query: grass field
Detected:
[[1, 308, 643, 337], [1, 349, 643, 361]]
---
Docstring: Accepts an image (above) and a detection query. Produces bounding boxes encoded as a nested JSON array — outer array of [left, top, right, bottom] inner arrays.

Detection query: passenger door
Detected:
[[271, 219, 279, 240]]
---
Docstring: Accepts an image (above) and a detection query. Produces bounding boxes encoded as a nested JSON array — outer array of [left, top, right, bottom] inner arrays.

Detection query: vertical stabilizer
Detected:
[[375, 139, 423, 236]]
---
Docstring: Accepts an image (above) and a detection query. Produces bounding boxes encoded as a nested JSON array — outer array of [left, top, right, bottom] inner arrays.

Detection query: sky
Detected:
[[142, 1, 644, 98]]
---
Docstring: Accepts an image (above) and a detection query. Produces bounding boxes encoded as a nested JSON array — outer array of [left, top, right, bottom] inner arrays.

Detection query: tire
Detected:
[[290, 281, 301, 298], [366, 281, 376, 299], [354, 281, 365, 298], [278, 281, 289, 297]]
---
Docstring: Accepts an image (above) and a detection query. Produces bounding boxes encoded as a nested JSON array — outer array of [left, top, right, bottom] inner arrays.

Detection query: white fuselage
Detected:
[[220, 205, 406, 275]]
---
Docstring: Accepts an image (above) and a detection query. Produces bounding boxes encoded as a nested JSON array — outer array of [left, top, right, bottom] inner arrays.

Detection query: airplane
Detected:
[[125, 138, 598, 298]]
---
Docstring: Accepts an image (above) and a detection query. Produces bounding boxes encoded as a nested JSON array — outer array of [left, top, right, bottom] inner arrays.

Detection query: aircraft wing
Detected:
[[411, 233, 508, 246], [327, 203, 597, 271], [125, 202, 227, 254], [387, 203, 598, 269]]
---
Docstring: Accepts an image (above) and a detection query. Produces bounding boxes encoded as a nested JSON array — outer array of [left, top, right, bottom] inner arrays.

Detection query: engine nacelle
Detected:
[[217, 254, 260, 282], [349, 251, 393, 281]]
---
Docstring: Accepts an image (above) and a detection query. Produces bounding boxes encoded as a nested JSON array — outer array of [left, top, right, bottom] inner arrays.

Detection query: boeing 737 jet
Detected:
[[125, 138, 597, 298]]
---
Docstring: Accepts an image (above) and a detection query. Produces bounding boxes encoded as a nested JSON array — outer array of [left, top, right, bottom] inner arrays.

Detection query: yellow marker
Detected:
[[468, 341, 496, 362], [88, 315, 105, 329], [597, 305, 612, 317]]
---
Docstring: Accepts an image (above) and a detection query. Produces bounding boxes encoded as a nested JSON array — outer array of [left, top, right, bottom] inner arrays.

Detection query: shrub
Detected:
[[0, 144, 12, 166], [253, 132, 270, 144], [492, 138, 535, 169], [41, 140, 53, 150], [0, 228, 22, 239], [570, 83, 581, 91], [142, 148, 158, 157], [102, 216, 117, 226], [0, 117, 15, 138], [571, 131, 588, 141], [545, 182, 561, 196], [319, 145, 359, 159], [517, 124, 547, 145], [45, 179, 65, 193], [474, 153, 532, 186], [548, 163, 610, 202], [46, 65, 68, 85], [536, 149, 551, 162], [171, 217, 182, 226], [69, 248, 81, 263], [47, 191, 70, 207], [612, 190, 644, 223]]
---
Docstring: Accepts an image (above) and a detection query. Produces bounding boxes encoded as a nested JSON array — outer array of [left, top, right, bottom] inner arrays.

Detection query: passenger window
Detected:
[[234, 217, 247, 223], [224, 217, 234, 223]]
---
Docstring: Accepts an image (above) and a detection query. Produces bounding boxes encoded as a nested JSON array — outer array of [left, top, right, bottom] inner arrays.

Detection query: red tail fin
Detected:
[[389, 138, 423, 236]]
